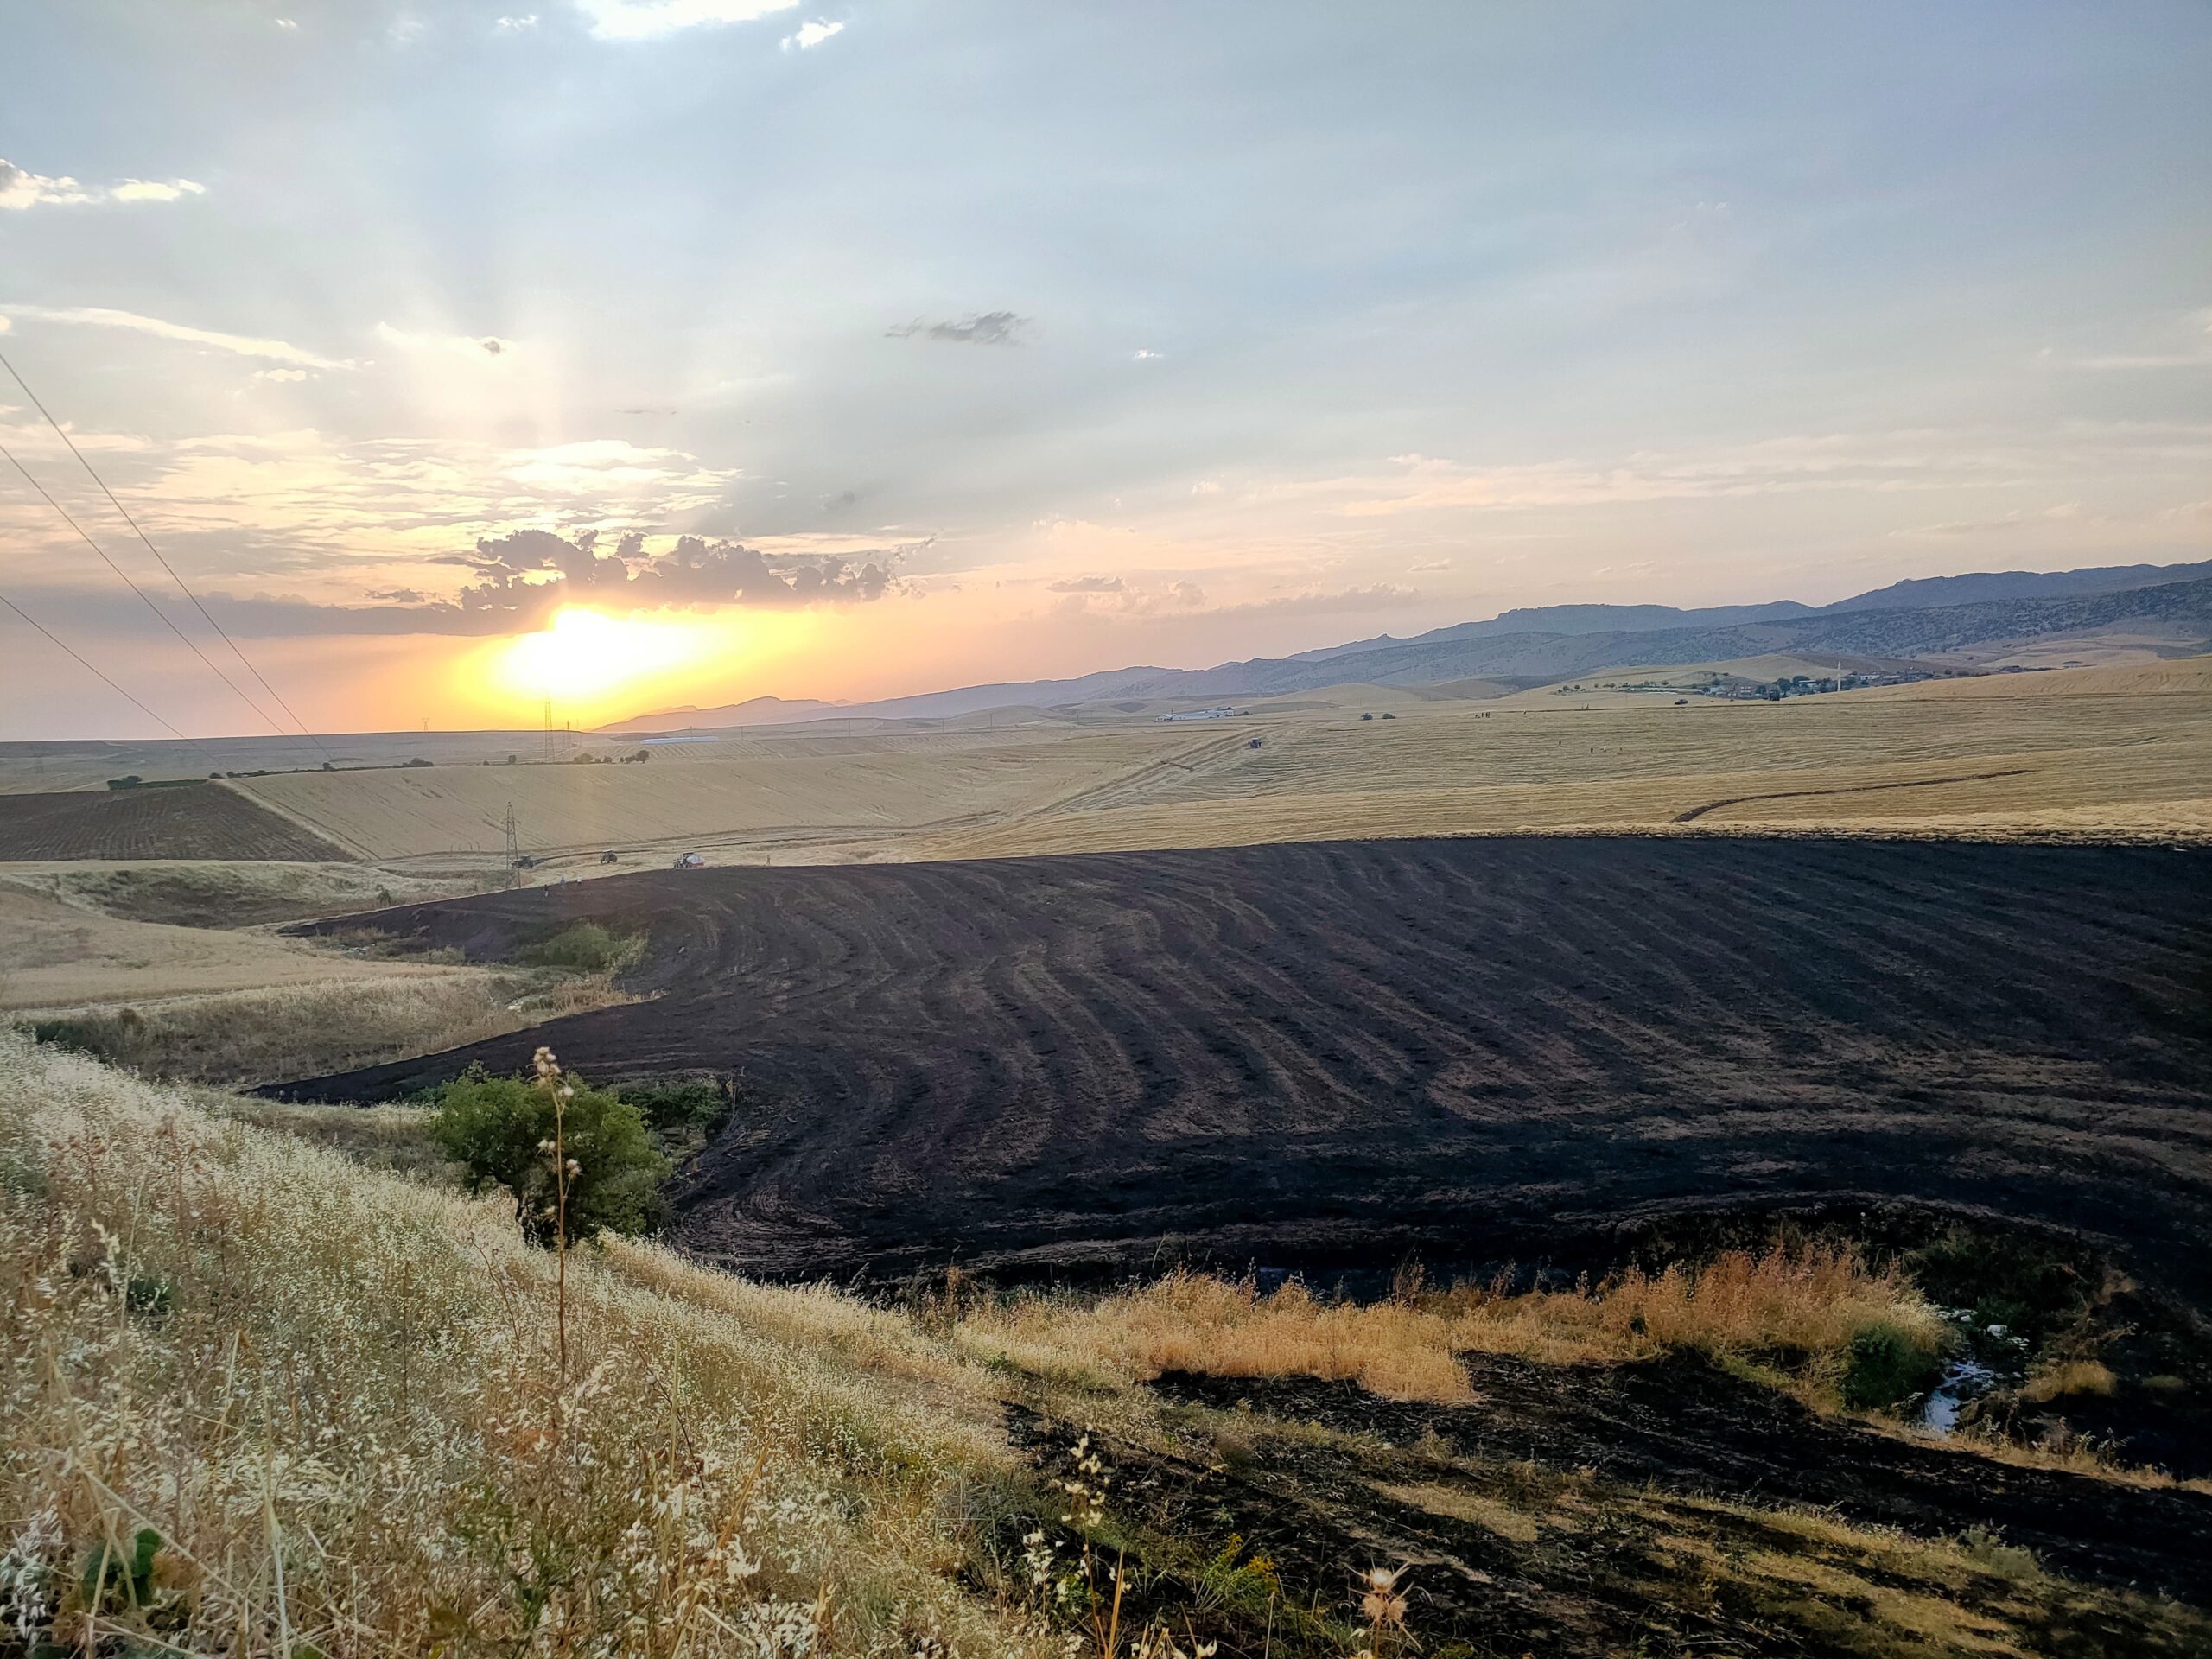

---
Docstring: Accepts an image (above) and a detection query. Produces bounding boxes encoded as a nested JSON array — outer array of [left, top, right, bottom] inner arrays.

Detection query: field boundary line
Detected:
[[1674, 767, 2037, 823]]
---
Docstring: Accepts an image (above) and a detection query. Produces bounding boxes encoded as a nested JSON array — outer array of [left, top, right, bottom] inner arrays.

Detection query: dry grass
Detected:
[[231, 728, 1217, 861], [16, 970, 634, 1086], [0, 859, 480, 930], [943, 664, 2212, 858], [0, 880, 497, 1015], [0, 1032, 1046, 1658], [2020, 1359, 2120, 1403], [961, 1248, 1948, 1407]]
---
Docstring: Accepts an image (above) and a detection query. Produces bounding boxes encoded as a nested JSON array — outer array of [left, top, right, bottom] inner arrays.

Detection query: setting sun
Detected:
[[491, 607, 701, 707], [450, 605, 825, 729]]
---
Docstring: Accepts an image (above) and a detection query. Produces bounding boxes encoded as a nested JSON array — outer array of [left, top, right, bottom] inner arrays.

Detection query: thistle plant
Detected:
[[532, 1043, 579, 1379], [1030, 1431, 1217, 1659], [1352, 1565, 1412, 1659]]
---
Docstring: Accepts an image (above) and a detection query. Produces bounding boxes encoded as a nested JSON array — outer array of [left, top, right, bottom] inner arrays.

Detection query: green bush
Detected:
[[613, 1078, 737, 1163], [1908, 1227, 2088, 1345], [1840, 1323, 1945, 1410], [81, 1526, 162, 1616], [30, 1011, 147, 1069], [429, 1067, 669, 1245], [620, 1079, 733, 1136], [516, 921, 641, 975]]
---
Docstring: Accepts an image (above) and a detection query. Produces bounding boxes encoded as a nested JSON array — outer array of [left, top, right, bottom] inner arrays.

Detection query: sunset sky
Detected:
[[3, 1, 2208, 738]]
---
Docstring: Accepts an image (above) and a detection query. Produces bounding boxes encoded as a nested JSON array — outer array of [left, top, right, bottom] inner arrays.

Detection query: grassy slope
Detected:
[[5, 1039, 2209, 1656], [0, 879, 489, 1014], [0, 1033, 1046, 1658]]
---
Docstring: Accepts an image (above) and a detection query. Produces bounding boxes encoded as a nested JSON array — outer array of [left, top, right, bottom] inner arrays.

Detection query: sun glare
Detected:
[[462, 605, 823, 728], [489, 608, 708, 712]]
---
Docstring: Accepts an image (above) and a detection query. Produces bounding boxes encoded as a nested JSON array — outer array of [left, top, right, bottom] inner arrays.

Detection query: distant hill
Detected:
[[1824, 559, 2212, 613], [597, 693, 842, 735], [601, 558, 2212, 733]]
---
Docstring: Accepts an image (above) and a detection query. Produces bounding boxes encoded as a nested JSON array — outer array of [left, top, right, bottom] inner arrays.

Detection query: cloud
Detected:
[[782, 17, 842, 49], [186, 528, 909, 635], [887, 310, 1027, 346], [3, 522, 917, 643], [374, 322, 516, 360], [1054, 576, 1414, 623], [1890, 503, 2083, 539], [0, 159, 205, 211], [0, 417, 747, 591], [1299, 428, 2212, 519], [1132, 348, 1163, 360], [2040, 308, 2212, 372], [252, 368, 313, 384], [1408, 557, 1451, 572], [572, 0, 798, 41], [0, 304, 356, 369], [108, 178, 207, 204], [499, 438, 730, 497], [274, 16, 297, 28], [1211, 582, 1419, 620], [496, 13, 540, 29]]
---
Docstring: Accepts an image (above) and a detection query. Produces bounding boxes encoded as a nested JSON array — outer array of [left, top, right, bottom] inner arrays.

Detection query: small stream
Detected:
[[1913, 1309, 2027, 1435]]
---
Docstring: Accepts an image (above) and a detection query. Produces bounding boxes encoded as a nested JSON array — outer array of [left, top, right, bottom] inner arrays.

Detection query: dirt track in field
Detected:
[[276, 838, 2212, 1299], [0, 784, 348, 862]]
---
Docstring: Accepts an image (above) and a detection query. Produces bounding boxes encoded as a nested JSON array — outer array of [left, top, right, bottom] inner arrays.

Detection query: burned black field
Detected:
[[282, 836, 2212, 1303]]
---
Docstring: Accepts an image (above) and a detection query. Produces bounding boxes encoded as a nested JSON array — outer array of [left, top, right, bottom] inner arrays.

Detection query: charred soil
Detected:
[[275, 837, 2212, 1310]]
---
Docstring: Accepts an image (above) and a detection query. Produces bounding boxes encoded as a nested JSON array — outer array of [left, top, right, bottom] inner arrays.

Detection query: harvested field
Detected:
[[0, 878, 484, 1014], [944, 664, 2212, 857], [0, 782, 346, 861], [15, 660, 2199, 877], [0, 859, 477, 928], [229, 727, 1214, 862], [276, 837, 2212, 1312]]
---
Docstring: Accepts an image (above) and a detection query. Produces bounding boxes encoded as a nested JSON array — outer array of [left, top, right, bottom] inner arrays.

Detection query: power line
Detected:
[[0, 587, 218, 764], [0, 346, 332, 760], [0, 437, 321, 767]]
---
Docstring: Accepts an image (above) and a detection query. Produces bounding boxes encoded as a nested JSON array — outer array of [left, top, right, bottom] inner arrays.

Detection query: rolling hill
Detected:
[[603, 560, 2212, 734]]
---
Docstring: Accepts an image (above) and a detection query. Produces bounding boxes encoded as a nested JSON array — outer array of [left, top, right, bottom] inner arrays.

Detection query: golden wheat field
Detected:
[[228, 726, 1220, 863], [199, 657, 2211, 869], [942, 658, 2212, 858]]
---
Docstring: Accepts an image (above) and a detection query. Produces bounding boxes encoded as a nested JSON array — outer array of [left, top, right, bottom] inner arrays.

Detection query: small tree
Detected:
[[429, 1064, 668, 1246]]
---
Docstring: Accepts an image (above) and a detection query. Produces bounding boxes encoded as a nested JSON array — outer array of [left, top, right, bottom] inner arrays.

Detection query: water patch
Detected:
[[1918, 1356, 1999, 1433], [1914, 1307, 2029, 1435]]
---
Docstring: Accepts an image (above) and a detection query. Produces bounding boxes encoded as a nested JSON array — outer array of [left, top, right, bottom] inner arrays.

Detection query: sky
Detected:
[[1, 0, 2208, 738]]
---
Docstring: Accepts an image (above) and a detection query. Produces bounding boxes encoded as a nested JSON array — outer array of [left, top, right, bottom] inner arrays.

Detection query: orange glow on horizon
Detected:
[[446, 606, 823, 729]]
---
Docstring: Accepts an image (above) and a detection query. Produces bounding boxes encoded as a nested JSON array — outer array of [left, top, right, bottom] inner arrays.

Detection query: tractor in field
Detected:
[[673, 850, 706, 869]]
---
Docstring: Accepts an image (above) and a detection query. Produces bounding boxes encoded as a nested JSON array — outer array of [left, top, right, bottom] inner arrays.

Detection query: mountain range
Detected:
[[598, 558, 2212, 733]]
